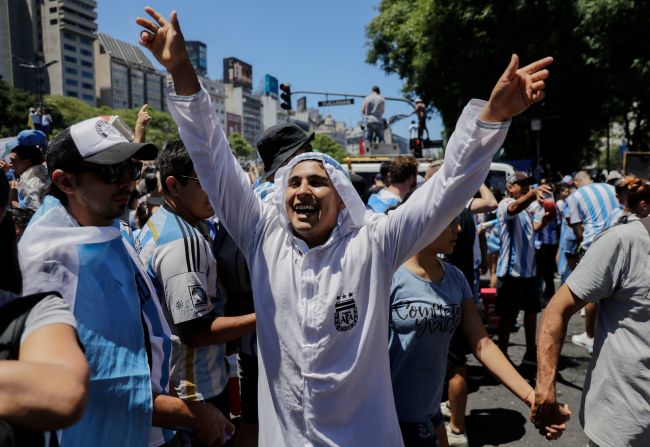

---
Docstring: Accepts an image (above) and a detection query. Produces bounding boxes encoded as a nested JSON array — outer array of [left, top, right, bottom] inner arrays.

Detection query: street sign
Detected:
[[318, 98, 355, 107]]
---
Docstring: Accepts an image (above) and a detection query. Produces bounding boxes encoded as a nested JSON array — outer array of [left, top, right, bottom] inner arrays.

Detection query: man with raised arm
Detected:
[[137, 7, 553, 446]]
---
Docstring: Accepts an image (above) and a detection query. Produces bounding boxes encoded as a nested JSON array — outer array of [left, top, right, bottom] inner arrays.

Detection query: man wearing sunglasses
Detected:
[[18, 117, 233, 446]]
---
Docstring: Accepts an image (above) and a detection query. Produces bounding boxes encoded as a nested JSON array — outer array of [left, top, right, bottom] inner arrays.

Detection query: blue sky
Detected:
[[97, 0, 443, 140]]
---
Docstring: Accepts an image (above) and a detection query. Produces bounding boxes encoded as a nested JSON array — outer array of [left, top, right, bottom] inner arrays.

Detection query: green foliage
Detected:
[[366, 0, 648, 171], [45, 95, 178, 149], [313, 133, 348, 162], [228, 132, 256, 159], [0, 81, 39, 137]]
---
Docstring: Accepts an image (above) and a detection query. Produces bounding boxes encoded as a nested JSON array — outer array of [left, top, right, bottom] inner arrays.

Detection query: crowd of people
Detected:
[[0, 6, 648, 447]]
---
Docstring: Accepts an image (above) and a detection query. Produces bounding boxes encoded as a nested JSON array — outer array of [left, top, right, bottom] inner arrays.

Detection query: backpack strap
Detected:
[[641, 216, 650, 237], [0, 292, 56, 361]]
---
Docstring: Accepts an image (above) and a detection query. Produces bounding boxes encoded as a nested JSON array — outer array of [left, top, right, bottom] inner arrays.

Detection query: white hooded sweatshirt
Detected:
[[167, 88, 509, 447]]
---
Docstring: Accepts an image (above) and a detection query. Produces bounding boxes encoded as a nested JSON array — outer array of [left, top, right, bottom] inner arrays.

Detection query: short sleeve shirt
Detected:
[[137, 205, 228, 401], [567, 183, 618, 248], [389, 262, 472, 422], [496, 198, 537, 278], [566, 220, 650, 447]]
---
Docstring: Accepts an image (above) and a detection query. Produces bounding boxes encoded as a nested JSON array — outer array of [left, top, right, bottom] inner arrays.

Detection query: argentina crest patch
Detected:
[[334, 292, 358, 332]]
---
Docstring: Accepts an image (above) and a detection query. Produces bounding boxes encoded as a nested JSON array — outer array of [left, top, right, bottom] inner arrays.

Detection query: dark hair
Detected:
[[372, 86, 380, 94], [0, 172, 22, 294], [12, 145, 44, 166], [389, 155, 418, 184], [144, 173, 158, 193], [135, 202, 152, 228], [621, 177, 650, 212], [379, 160, 392, 183], [157, 140, 194, 195], [8, 206, 35, 232]]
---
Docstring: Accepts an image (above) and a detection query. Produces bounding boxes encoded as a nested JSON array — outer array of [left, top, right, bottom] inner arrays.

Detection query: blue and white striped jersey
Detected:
[[137, 205, 228, 402], [568, 183, 618, 249], [496, 198, 538, 278]]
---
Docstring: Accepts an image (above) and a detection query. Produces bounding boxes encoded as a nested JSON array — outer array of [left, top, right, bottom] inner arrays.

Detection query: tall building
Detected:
[[186, 40, 207, 77], [225, 83, 262, 145], [0, 0, 39, 92], [261, 94, 289, 131], [95, 33, 166, 111], [41, 0, 98, 105]]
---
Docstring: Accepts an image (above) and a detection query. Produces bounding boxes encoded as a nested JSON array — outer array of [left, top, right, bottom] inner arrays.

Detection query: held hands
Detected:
[[480, 54, 553, 123], [530, 387, 572, 441]]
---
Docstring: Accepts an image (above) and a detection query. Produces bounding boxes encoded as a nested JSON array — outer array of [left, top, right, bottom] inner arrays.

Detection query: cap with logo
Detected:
[[506, 171, 533, 185], [46, 117, 157, 174], [8, 129, 48, 152]]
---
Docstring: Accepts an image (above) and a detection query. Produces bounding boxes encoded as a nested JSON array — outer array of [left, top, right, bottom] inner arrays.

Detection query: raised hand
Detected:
[[136, 7, 189, 72], [136, 7, 199, 95], [480, 54, 553, 122]]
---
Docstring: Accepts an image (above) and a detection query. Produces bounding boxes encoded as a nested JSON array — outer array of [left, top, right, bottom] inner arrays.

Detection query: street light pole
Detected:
[[18, 60, 58, 108]]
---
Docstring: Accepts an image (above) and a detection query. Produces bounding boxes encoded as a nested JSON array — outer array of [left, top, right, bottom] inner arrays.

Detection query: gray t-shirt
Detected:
[[362, 92, 385, 123], [0, 290, 77, 343], [566, 219, 650, 447]]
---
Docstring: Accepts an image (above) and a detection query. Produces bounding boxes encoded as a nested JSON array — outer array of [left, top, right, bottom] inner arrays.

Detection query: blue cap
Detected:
[[8, 130, 48, 151]]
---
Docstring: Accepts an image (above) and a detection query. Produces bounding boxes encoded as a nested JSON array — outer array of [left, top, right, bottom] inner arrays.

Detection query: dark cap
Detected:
[[46, 116, 157, 174], [506, 171, 533, 185], [256, 123, 314, 180]]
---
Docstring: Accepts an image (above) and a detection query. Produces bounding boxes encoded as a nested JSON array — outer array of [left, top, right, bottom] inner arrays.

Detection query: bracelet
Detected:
[[523, 388, 535, 403]]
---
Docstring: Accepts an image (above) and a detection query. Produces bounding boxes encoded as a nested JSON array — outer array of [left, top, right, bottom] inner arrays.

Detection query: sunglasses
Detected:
[[75, 160, 143, 184]]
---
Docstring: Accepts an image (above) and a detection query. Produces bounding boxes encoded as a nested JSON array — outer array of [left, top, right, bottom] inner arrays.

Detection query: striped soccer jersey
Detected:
[[496, 198, 541, 278], [137, 204, 228, 401], [568, 183, 618, 249]]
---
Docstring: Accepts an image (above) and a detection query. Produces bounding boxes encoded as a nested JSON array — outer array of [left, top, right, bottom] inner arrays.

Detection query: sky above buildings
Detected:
[[97, 0, 443, 140]]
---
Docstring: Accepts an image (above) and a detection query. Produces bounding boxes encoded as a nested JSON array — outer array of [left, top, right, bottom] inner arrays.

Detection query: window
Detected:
[[79, 37, 92, 45], [64, 32, 76, 40], [50, 19, 58, 25], [81, 60, 92, 68], [66, 91, 78, 97], [81, 71, 93, 79], [64, 56, 77, 63], [80, 48, 92, 57], [64, 43, 76, 52], [65, 79, 78, 86], [65, 67, 78, 75], [82, 82, 93, 90], [82, 94, 94, 101], [50, 7, 57, 13]]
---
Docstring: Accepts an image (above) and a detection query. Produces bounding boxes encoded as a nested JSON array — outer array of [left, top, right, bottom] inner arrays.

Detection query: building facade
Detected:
[[95, 33, 165, 111], [225, 83, 263, 145], [186, 40, 207, 77]]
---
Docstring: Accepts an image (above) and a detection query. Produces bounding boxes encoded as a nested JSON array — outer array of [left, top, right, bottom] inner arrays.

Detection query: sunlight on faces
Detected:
[[168, 171, 214, 222], [9, 152, 31, 177], [284, 160, 344, 247], [507, 182, 529, 199], [422, 218, 461, 255]]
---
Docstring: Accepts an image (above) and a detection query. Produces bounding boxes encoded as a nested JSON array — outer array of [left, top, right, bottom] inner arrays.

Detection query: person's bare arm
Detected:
[[181, 313, 256, 348], [507, 184, 551, 216], [532, 284, 584, 431], [134, 104, 152, 143], [152, 394, 234, 446], [0, 324, 88, 430], [571, 222, 584, 243], [468, 184, 498, 213]]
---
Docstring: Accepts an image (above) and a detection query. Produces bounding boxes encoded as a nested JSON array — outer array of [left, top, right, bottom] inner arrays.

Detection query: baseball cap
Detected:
[[8, 129, 48, 151], [605, 170, 622, 184], [506, 171, 533, 185], [256, 123, 314, 180], [46, 117, 157, 174]]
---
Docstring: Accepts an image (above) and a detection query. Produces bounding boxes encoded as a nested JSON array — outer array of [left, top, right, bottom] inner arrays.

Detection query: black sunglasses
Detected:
[[76, 160, 143, 184]]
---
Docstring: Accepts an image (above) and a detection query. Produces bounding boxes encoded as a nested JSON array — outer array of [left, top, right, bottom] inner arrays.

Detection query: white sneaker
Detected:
[[446, 424, 468, 447], [571, 332, 594, 351], [440, 400, 451, 419]]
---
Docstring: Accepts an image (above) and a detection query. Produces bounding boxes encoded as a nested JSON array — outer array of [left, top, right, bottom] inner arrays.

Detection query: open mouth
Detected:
[[293, 203, 318, 218]]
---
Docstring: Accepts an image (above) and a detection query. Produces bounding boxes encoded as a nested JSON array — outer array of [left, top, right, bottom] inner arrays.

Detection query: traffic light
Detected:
[[280, 83, 292, 111]]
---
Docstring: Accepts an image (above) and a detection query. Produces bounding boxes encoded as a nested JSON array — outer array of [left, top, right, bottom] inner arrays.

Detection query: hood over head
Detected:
[[272, 152, 369, 244]]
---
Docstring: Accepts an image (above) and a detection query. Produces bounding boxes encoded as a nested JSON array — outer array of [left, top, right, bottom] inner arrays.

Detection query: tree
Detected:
[[0, 81, 39, 137], [228, 132, 256, 159], [365, 0, 639, 172], [313, 134, 348, 162]]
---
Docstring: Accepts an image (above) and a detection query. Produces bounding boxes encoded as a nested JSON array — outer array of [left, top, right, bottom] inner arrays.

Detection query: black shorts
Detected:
[[238, 351, 258, 423], [496, 276, 541, 319], [447, 328, 471, 369]]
